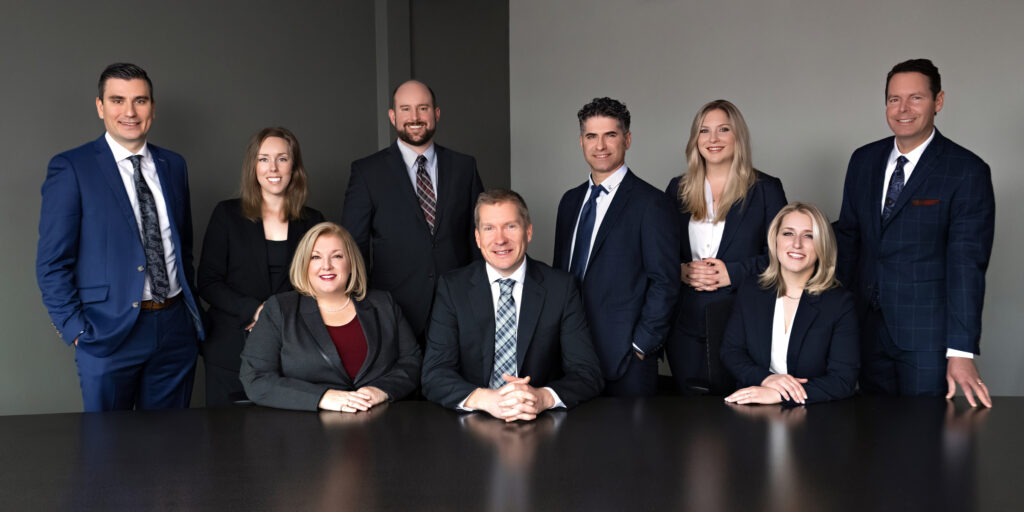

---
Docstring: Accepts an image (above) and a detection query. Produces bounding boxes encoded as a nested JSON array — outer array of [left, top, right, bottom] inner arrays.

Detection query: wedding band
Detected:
[[977, 380, 984, 385]]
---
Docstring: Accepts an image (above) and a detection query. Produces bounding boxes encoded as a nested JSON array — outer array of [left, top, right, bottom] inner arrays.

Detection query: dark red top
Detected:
[[326, 316, 367, 380]]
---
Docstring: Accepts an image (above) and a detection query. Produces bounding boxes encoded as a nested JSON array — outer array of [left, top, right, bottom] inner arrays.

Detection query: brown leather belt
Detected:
[[140, 293, 182, 311]]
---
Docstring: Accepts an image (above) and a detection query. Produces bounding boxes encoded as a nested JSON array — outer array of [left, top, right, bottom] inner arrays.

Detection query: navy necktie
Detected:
[[129, 155, 170, 302], [415, 155, 436, 234], [570, 184, 605, 281], [490, 279, 517, 389], [882, 155, 908, 221]]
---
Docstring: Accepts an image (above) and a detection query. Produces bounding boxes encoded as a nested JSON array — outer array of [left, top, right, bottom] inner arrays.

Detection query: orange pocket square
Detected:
[[911, 199, 940, 206]]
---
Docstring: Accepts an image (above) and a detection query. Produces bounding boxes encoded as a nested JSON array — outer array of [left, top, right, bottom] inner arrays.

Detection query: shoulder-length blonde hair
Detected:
[[758, 202, 840, 296], [289, 222, 367, 301], [240, 127, 309, 221], [676, 100, 757, 223]]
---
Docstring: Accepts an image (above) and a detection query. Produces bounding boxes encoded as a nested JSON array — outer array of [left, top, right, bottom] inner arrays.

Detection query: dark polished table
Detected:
[[0, 396, 1020, 511]]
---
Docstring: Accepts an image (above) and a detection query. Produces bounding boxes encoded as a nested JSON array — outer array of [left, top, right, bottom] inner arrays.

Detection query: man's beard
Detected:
[[396, 123, 436, 146]]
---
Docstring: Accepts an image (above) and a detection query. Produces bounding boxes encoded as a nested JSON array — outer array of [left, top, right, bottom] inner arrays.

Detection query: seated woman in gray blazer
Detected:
[[240, 222, 422, 411], [721, 203, 859, 405]]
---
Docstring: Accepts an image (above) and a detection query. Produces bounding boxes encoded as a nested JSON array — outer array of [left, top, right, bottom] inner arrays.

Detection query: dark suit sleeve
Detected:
[[664, 178, 689, 262], [467, 159, 485, 261], [803, 292, 860, 403], [632, 193, 681, 354], [724, 177, 788, 287], [719, 287, 772, 387], [341, 161, 374, 268], [945, 161, 995, 354], [35, 155, 87, 345], [421, 275, 480, 409], [197, 203, 262, 327], [178, 160, 198, 296], [239, 296, 331, 411], [546, 277, 604, 407], [364, 294, 422, 401], [834, 155, 862, 288]]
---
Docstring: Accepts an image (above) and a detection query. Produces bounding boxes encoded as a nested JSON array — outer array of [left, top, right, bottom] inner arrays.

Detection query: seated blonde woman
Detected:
[[240, 222, 421, 411], [721, 203, 858, 405]]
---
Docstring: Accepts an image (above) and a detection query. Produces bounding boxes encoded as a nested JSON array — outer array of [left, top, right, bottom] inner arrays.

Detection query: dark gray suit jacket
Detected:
[[240, 290, 422, 410], [421, 258, 604, 409]]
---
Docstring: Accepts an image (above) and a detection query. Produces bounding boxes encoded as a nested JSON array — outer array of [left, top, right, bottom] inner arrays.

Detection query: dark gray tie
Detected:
[[490, 279, 517, 389], [415, 155, 436, 234], [882, 155, 908, 221], [129, 155, 170, 302]]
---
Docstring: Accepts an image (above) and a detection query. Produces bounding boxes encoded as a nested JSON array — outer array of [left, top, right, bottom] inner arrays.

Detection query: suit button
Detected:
[[137, 266, 145, 272], [132, 302, 140, 308]]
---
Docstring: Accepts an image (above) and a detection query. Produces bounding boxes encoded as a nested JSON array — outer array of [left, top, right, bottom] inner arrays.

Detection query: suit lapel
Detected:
[[299, 295, 349, 382], [786, 292, 819, 371], [352, 299, 380, 383], [868, 141, 889, 235], [516, 260, 545, 369], [717, 190, 749, 256], [387, 143, 435, 237], [752, 287, 777, 365], [95, 138, 139, 239], [883, 130, 946, 230], [246, 218, 272, 296], [589, 169, 636, 258], [433, 145, 454, 236], [558, 184, 588, 270], [467, 262, 499, 381]]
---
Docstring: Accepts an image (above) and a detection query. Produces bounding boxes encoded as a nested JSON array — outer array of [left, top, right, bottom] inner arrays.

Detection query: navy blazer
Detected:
[[342, 142, 484, 338], [553, 170, 680, 379], [421, 258, 604, 409], [834, 130, 994, 353], [197, 199, 325, 370], [664, 172, 787, 337], [239, 290, 422, 411], [36, 135, 204, 357], [720, 281, 860, 403]]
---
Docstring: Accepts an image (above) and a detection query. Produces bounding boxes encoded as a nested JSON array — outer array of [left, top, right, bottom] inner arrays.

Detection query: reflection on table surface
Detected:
[[0, 396, 1017, 511]]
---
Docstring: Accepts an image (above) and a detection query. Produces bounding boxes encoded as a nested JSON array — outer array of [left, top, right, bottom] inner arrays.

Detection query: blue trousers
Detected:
[[859, 308, 947, 396]]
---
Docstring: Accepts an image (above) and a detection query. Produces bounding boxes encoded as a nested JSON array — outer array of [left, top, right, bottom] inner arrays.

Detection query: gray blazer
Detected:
[[240, 290, 422, 410]]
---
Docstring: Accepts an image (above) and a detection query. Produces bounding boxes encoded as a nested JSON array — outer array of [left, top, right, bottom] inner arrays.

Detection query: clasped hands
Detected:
[[318, 386, 389, 413], [466, 374, 555, 422], [725, 373, 809, 405], [682, 259, 730, 291]]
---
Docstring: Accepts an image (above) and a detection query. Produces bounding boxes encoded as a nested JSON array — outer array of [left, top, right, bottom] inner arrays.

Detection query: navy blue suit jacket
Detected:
[[834, 130, 994, 354], [36, 135, 204, 357], [553, 170, 680, 379], [720, 281, 860, 403], [665, 172, 787, 337], [421, 258, 604, 409], [342, 142, 484, 338]]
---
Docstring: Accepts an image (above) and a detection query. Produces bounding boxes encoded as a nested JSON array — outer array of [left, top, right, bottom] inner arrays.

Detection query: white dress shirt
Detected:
[[881, 129, 972, 360], [688, 178, 726, 261], [568, 164, 628, 272], [396, 139, 438, 197], [105, 132, 181, 301], [770, 297, 794, 375]]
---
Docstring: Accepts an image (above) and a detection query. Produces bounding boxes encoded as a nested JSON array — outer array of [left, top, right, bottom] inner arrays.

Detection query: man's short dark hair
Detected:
[[577, 97, 630, 133], [474, 189, 531, 228], [98, 63, 154, 101], [886, 59, 941, 99], [391, 80, 438, 108]]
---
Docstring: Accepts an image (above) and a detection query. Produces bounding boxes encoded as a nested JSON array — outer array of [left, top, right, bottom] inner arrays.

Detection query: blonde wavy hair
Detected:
[[758, 202, 840, 296], [289, 222, 367, 301]]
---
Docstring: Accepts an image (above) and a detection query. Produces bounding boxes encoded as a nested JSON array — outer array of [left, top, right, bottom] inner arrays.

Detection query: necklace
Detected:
[[319, 296, 351, 313], [783, 293, 802, 300]]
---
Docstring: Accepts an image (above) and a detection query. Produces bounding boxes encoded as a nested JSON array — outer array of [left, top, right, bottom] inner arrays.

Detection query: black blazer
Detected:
[[664, 172, 787, 337], [553, 170, 680, 379], [239, 290, 422, 411], [342, 142, 484, 338], [197, 199, 324, 370], [719, 281, 859, 403], [421, 258, 604, 409]]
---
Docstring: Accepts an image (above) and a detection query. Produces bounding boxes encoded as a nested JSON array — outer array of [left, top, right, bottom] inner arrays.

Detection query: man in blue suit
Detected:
[[554, 97, 679, 396], [36, 63, 204, 411], [835, 59, 994, 407]]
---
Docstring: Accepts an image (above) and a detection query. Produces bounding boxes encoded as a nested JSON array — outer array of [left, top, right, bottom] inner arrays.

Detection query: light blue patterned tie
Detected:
[[490, 278, 517, 389], [882, 155, 907, 222], [129, 155, 169, 302]]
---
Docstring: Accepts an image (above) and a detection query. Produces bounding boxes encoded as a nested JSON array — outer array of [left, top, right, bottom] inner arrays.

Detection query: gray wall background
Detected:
[[510, 0, 1024, 395], [1, 0, 509, 415]]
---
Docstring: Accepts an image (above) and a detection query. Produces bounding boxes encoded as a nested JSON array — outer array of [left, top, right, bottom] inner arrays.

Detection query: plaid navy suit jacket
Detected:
[[835, 129, 994, 354]]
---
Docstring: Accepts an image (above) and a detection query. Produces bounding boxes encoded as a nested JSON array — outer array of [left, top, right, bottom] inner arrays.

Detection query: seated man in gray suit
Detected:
[[422, 189, 603, 421]]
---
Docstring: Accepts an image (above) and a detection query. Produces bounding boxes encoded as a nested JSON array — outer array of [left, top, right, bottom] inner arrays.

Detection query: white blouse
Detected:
[[770, 296, 795, 375], [687, 179, 726, 261]]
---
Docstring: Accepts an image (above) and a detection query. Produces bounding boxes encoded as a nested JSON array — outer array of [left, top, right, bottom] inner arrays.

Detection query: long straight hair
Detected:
[[676, 100, 757, 223], [240, 127, 309, 221]]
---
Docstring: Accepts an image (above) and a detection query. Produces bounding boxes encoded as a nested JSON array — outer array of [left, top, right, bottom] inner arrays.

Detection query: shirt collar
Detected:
[[104, 132, 149, 163], [396, 139, 436, 170], [588, 164, 628, 192], [889, 128, 935, 166], [484, 258, 528, 286]]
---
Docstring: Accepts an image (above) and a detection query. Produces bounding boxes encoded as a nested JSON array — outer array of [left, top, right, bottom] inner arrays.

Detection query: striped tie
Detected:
[[490, 278, 517, 389], [415, 155, 436, 234]]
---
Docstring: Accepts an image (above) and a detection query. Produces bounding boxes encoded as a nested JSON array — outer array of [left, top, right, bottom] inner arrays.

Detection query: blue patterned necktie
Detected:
[[490, 278, 517, 389], [415, 155, 436, 234], [882, 155, 908, 221], [570, 184, 605, 281], [129, 155, 170, 302]]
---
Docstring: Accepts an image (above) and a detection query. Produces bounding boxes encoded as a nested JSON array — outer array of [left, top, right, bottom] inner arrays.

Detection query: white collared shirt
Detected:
[[396, 140, 438, 197], [568, 164, 628, 275], [105, 132, 181, 301], [688, 178, 726, 260]]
